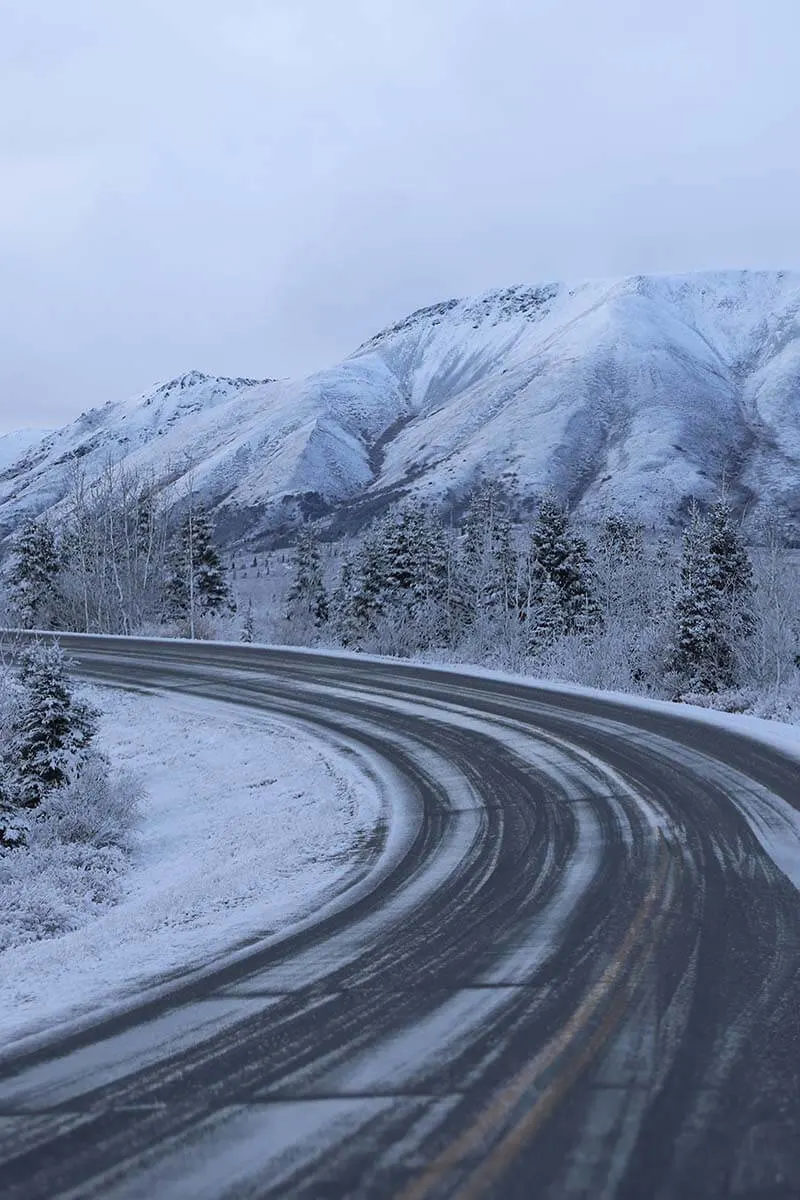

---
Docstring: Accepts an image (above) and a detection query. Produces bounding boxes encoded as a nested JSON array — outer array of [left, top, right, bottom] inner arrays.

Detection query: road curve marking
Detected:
[[397, 835, 675, 1200]]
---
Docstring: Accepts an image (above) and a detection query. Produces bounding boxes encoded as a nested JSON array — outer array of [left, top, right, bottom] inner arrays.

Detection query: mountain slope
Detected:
[[0, 428, 54, 475], [1, 270, 799, 542]]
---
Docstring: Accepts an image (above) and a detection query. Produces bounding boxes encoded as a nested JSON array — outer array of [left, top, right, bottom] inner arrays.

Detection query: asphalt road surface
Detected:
[[1, 635, 800, 1199]]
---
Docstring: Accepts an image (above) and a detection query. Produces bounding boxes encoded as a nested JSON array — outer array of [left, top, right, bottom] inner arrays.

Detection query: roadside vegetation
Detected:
[[276, 480, 799, 719], [2, 463, 798, 720], [0, 641, 142, 951], [4, 462, 233, 639]]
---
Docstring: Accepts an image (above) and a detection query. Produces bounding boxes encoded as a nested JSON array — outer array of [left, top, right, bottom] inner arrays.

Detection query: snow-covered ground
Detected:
[[0, 686, 383, 1052]]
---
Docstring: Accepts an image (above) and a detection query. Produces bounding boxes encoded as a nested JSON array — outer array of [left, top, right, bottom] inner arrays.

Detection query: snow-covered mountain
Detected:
[[0, 428, 53, 475], [2, 270, 799, 543]]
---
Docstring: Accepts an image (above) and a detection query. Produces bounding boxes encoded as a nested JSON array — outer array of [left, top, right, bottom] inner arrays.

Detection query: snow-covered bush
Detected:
[[0, 841, 129, 952], [158, 613, 218, 641], [31, 759, 142, 854]]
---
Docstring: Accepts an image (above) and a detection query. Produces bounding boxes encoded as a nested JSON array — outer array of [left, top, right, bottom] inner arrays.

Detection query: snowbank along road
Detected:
[[1, 636, 800, 1199]]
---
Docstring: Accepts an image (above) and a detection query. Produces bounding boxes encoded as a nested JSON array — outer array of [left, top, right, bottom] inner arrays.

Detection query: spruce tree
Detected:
[[599, 513, 644, 561], [596, 512, 646, 621], [668, 500, 754, 694], [10, 642, 99, 809], [240, 599, 255, 643], [462, 480, 518, 620], [163, 503, 231, 631], [0, 764, 25, 848], [530, 578, 567, 648], [331, 556, 365, 648], [286, 528, 329, 627], [707, 498, 755, 639], [191, 506, 232, 614], [0, 796, 26, 849], [7, 516, 62, 630], [527, 497, 601, 646], [669, 508, 727, 693], [163, 539, 190, 623], [330, 504, 449, 649], [378, 504, 448, 615]]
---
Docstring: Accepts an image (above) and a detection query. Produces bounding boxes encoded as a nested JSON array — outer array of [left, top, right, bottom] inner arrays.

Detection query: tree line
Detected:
[[3, 463, 796, 706], [4, 462, 233, 637], [284, 479, 786, 702]]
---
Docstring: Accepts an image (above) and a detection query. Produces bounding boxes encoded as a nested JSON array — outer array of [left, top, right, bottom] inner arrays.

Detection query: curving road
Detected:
[[1, 636, 800, 1199]]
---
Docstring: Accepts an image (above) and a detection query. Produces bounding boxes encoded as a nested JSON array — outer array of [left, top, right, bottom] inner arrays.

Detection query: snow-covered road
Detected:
[[2, 637, 800, 1200]]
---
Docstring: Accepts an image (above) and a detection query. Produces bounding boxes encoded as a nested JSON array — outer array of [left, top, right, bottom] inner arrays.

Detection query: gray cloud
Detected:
[[2, 0, 799, 430]]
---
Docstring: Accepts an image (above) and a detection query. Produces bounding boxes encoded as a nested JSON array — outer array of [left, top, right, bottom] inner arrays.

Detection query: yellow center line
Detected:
[[396, 836, 674, 1200]]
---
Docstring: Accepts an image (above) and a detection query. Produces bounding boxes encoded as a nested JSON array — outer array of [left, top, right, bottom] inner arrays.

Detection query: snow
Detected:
[[0, 427, 52, 474], [0, 686, 384, 1053], [220, 640, 800, 890], [416, 658, 800, 888], [2, 270, 800, 538]]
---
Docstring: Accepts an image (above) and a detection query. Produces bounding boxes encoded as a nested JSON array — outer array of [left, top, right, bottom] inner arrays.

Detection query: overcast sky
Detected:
[[2, 0, 799, 432]]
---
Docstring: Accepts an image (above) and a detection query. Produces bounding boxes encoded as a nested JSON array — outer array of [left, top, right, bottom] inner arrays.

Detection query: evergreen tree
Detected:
[[596, 512, 647, 622], [191, 506, 231, 614], [530, 578, 567, 648], [331, 504, 449, 649], [330, 555, 366, 648], [329, 528, 386, 647], [599, 513, 644, 561], [707, 498, 755, 638], [378, 504, 448, 615], [461, 480, 518, 620], [6, 516, 62, 630], [286, 528, 329, 627], [0, 762, 25, 848], [162, 539, 190, 623], [0, 797, 26, 849], [526, 497, 601, 646], [163, 503, 231, 632], [668, 500, 754, 694], [668, 507, 729, 693], [240, 599, 255, 643], [10, 642, 99, 809]]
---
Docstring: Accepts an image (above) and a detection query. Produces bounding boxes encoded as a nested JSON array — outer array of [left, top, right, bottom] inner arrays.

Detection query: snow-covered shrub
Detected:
[[739, 673, 800, 723], [528, 623, 664, 695], [31, 759, 142, 854], [449, 613, 529, 674], [680, 687, 761, 714], [0, 646, 143, 952], [0, 757, 143, 951], [0, 841, 128, 952], [158, 613, 219, 641]]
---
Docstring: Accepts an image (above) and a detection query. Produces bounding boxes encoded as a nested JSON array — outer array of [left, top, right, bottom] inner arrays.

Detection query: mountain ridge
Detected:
[[1, 269, 799, 544]]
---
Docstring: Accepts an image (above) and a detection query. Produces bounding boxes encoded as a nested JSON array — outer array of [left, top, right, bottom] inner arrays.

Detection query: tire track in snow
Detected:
[[0, 638, 799, 1198]]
